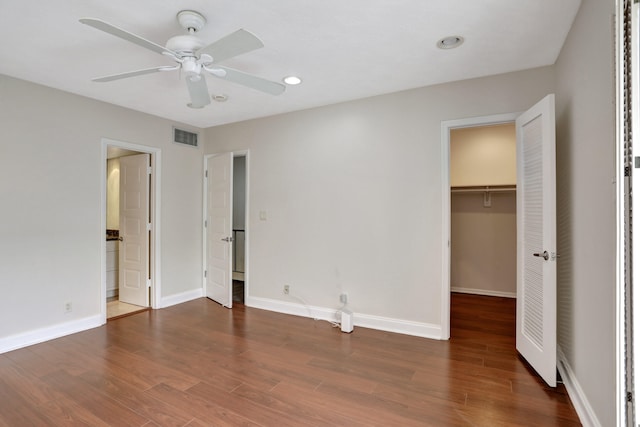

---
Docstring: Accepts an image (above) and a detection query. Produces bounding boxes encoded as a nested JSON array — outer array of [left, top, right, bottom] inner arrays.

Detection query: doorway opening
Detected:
[[101, 138, 161, 321], [232, 154, 247, 304], [449, 122, 517, 342], [449, 122, 517, 339], [204, 151, 249, 308], [442, 96, 559, 388], [441, 113, 519, 339]]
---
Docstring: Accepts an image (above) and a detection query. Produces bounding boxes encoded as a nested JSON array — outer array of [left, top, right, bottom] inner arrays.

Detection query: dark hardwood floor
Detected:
[[0, 293, 580, 426]]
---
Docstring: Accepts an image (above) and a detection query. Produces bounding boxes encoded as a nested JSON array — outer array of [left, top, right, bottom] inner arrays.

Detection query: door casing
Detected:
[[101, 138, 161, 322], [440, 112, 519, 339], [203, 150, 249, 306]]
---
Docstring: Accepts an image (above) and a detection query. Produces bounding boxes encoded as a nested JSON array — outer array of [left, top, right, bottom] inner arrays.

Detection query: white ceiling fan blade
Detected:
[[210, 66, 285, 95], [185, 76, 211, 108], [196, 29, 264, 63], [80, 18, 177, 57], [92, 66, 178, 82]]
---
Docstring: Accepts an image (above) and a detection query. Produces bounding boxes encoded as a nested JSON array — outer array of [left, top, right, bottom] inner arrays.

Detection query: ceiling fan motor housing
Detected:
[[165, 35, 205, 56]]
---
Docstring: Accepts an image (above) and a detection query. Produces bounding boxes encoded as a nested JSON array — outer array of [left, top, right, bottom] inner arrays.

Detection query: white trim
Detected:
[[160, 289, 204, 308], [354, 313, 442, 339], [0, 315, 103, 354], [202, 155, 210, 297], [451, 287, 516, 298], [615, 0, 629, 425], [440, 113, 520, 340], [101, 138, 162, 317], [246, 296, 339, 322], [241, 151, 250, 305], [558, 348, 603, 427], [246, 296, 442, 339]]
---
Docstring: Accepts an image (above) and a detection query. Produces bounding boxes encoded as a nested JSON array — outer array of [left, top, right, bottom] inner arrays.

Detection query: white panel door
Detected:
[[119, 154, 150, 307], [516, 94, 557, 387], [206, 153, 233, 308]]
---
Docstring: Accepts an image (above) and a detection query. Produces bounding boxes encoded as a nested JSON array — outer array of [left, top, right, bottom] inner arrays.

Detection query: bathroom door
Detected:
[[205, 153, 233, 308], [119, 153, 150, 307]]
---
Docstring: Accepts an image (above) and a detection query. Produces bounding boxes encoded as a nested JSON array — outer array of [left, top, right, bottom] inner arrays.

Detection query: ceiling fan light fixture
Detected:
[[437, 35, 464, 50], [283, 76, 302, 85]]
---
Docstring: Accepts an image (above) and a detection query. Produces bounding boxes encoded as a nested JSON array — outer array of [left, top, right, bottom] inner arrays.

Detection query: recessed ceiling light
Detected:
[[437, 36, 464, 50], [283, 76, 302, 85], [212, 94, 228, 102]]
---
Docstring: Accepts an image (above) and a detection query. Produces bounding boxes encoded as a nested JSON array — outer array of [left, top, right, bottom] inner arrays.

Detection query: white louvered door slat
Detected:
[[516, 94, 557, 387], [523, 117, 544, 348]]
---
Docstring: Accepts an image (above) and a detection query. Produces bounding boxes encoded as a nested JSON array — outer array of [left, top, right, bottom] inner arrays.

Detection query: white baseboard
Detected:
[[0, 314, 103, 354], [246, 296, 442, 340], [246, 296, 339, 322], [557, 347, 602, 427], [160, 288, 204, 308], [451, 287, 516, 298], [354, 313, 441, 339]]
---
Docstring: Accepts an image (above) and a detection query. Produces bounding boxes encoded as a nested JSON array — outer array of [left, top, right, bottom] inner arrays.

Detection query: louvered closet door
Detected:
[[516, 94, 557, 387]]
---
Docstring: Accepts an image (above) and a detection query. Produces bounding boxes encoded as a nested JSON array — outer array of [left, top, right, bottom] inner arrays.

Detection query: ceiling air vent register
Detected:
[[173, 127, 199, 147]]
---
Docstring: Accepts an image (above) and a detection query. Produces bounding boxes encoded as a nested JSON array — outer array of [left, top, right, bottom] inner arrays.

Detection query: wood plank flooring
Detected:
[[0, 293, 581, 426]]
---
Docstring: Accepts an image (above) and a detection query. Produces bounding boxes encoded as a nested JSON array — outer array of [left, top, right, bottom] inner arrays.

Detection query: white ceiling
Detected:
[[0, 1, 581, 128]]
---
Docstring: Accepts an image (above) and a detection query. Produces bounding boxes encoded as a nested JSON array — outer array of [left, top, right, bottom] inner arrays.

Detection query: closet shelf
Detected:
[[451, 185, 516, 193]]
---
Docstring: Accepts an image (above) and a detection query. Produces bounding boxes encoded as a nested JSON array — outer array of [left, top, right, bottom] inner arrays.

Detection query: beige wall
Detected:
[[205, 66, 554, 330], [450, 123, 516, 187], [555, 0, 616, 424], [450, 124, 517, 296], [106, 158, 119, 230], [451, 192, 516, 296], [0, 74, 204, 342]]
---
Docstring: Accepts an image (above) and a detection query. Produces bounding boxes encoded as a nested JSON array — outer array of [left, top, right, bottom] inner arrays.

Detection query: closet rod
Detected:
[[451, 185, 516, 194]]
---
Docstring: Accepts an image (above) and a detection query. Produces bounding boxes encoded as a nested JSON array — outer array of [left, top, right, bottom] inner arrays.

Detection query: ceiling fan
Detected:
[[80, 10, 285, 109]]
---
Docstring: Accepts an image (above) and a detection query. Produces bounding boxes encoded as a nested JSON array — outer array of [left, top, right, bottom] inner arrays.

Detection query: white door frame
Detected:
[[101, 138, 162, 322], [203, 150, 250, 304], [440, 112, 519, 339]]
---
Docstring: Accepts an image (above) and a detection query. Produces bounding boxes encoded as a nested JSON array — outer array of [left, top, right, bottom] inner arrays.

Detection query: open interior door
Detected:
[[205, 153, 233, 308], [119, 153, 150, 307], [516, 94, 557, 387]]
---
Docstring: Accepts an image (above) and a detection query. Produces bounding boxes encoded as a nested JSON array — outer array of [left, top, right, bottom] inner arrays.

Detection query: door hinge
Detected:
[[205, 170, 208, 178], [204, 270, 207, 278], [146, 223, 152, 231], [147, 166, 152, 175], [146, 279, 151, 288], [204, 220, 207, 227]]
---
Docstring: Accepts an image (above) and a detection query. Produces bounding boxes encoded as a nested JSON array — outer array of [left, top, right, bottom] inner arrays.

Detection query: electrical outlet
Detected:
[[340, 293, 348, 304], [283, 285, 290, 295], [64, 302, 72, 313]]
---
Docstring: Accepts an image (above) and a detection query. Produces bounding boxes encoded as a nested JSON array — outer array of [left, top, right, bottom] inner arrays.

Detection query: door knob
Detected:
[[221, 237, 233, 242], [533, 251, 549, 260]]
